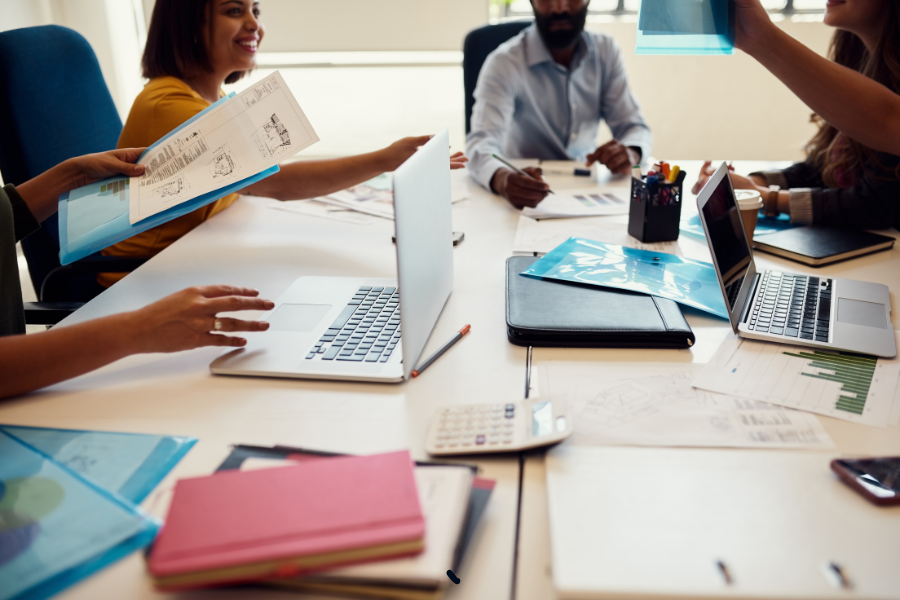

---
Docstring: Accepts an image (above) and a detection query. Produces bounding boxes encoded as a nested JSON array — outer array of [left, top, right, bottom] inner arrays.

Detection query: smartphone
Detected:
[[831, 457, 900, 506]]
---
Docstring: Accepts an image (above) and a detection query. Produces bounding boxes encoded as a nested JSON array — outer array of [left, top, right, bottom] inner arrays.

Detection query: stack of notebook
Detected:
[[147, 449, 494, 598]]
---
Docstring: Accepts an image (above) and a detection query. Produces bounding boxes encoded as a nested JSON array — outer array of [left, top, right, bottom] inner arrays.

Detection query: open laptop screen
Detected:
[[700, 173, 752, 307]]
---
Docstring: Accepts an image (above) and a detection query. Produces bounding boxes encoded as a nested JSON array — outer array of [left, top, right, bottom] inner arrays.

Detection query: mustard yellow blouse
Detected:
[[100, 77, 239, 287]]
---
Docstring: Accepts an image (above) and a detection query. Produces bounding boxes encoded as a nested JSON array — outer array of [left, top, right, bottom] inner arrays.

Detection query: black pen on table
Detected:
[[411, 324, 471, 378], [491, 154, 555, 194]]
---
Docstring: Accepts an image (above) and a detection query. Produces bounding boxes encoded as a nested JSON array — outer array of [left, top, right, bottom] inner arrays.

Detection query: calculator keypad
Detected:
[[433, 404, 516, 449]]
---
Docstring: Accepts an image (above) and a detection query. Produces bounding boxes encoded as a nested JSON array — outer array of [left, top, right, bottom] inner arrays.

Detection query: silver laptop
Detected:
[[697, 161, 896, 358], [210, 129, 454, 382]]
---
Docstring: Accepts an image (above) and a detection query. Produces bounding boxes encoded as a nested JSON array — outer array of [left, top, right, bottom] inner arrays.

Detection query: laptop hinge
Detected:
[[739, 273, 761, 324]]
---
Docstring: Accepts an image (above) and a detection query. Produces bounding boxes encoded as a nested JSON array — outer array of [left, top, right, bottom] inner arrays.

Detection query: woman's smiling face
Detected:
[[205, 0, 265, 77], [823, 0, 887, 37]]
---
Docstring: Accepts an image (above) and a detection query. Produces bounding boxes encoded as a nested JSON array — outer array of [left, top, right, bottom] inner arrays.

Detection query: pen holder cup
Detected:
[[628, 173, 685, 243]]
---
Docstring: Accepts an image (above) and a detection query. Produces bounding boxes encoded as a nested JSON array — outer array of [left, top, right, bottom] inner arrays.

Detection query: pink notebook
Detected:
[[148, 450, 424, 590]]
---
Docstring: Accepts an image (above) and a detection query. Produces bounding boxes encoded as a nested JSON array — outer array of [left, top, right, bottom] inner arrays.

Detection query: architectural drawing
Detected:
[[158, 176, 186, 199], [207, 145, 240, 180], [253, 113, 291, 158]]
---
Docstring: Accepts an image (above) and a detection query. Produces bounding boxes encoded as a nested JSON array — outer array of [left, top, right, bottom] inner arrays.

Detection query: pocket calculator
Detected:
[[425, 397, 573, 456]]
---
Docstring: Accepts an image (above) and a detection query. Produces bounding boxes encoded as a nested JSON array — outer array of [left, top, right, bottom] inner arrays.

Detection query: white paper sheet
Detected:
[[694, 333, 900, 428], [536, 361, 832, 449], [511, 214, 683, 257], [319, 171, 470, 220], [129, 71, 318, 223], [521, 188, 629, 219]]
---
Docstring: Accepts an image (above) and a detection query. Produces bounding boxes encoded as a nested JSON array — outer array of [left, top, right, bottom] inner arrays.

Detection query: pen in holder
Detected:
[[628, 170, 687, 243]]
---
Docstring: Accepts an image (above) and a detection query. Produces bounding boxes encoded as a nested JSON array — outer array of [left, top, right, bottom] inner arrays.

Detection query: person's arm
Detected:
[[242, 137, 467, 201], [734, 0, 900, 156], [587, 38, 652, 173], [0, 285, 273, 399], [15, 149, 146, 223], [466, 53, 550, 208]]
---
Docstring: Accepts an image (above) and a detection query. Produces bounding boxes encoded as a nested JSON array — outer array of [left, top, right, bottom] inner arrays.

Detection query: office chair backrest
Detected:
[[462, 20, 532, 135], [0, 25, 123, 300]]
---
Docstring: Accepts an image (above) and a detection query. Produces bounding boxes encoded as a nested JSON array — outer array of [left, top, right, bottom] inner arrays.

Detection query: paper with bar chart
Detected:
[[694, 333, 900, 427]]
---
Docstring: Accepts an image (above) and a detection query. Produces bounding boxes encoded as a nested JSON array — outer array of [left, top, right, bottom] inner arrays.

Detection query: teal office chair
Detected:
[[463, 20, 532, 134], [0, 26, 148, 323]]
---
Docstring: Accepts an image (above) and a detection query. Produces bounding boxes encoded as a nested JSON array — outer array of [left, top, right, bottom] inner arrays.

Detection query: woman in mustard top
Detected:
[[102, 0, 465, 286]]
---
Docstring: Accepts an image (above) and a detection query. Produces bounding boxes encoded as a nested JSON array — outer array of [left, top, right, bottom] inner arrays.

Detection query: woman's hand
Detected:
[[67, 148, 147, 188], [377, 136, 469, 172], [733, 0, 778, 54], [127, 285, 274, 354]]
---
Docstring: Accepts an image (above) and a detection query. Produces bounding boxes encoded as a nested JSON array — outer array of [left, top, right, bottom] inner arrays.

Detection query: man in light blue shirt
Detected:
[[467, 0, 653, 208]]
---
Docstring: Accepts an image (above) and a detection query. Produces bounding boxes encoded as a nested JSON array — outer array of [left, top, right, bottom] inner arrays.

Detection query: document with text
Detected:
[[129, 71, 318, 224]]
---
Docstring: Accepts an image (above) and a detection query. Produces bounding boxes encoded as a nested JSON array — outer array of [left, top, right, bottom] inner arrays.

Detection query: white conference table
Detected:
[[3, 161, 899, 599]]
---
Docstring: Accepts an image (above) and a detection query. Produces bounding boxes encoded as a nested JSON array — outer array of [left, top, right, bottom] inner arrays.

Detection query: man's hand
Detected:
[[491, 166, 550, 209], [68, 148, 147, 188], [128, 285, 274, 354], [586, 141, 640, 175]]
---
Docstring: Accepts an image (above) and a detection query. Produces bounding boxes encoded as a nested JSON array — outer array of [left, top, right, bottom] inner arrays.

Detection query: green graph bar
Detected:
[[783, 350, 877, 415]]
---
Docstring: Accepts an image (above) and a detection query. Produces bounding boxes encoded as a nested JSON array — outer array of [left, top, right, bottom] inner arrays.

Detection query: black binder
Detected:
[[752, 226, 895, 267], [506, 256, 695, 348]]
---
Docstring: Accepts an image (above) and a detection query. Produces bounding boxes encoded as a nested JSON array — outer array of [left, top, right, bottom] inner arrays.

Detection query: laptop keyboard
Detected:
[[747, 271, 832, 341], [304, 286, 401, 363]]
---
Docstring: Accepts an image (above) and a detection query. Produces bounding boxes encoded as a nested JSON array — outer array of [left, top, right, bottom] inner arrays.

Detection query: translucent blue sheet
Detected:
[[521, 237, 729, 319], [0, 430, 159, 600], [57, 91, 280, 265], [680, 212, 799, 240], [0, 426, 196, 504], [636, 0, 735, 55]]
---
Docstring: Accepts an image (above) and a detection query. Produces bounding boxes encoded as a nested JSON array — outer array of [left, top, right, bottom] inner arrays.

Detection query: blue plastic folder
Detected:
[[0, 430, 159, 600], [0, 425, 196, 505], [636, 0, 735, 55], [58, 92, 279, 265], [521, 237, 729, 319]]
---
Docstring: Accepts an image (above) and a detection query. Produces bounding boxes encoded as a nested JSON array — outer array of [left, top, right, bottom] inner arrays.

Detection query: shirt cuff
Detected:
[[473, 157, 508, 193], [749, 170, 789, 189], [788, 188, 814, 225], [3, 184, 40, 242]]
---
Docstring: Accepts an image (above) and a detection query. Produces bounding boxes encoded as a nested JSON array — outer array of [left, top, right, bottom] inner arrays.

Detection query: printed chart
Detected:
[[694, 334, 900, 427]]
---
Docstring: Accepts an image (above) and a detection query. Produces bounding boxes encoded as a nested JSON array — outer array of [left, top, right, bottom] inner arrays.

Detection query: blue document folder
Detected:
[[57, 91, 279, 265], [0, 430, 160, 600], [521, 237, 729, 319], [636, 0, 735, 55]]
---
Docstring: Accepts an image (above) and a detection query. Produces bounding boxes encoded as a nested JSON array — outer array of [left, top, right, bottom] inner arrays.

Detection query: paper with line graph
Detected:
[[129, 71, 318, 223], [694, 333, 900, 427], [522, 188, 629, 219]]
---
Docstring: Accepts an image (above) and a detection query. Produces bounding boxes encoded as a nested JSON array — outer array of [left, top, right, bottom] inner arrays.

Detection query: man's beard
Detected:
[[534, 5, 588, 50]]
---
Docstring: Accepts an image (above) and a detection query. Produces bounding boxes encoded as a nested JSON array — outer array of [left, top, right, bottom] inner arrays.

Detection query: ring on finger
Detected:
[[213, 318, 223, 332]]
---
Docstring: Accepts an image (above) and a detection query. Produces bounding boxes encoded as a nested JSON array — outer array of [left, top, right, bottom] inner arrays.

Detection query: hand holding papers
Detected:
[[58, 71, 318, 264], [130, 72, 318, 224]]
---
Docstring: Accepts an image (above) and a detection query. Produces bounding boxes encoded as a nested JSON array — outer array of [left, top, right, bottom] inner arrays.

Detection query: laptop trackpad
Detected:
[[268, 304, 332, 332], [837, 298, 888, 329]]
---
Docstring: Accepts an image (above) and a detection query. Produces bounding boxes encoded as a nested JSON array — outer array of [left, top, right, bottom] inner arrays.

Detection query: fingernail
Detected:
[[264, 301, 275, 309], [259, 322, 270, 329]]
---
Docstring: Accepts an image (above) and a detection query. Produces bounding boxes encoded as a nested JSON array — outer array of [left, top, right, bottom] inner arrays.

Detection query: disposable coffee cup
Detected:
[[735, 189, 763, 245]]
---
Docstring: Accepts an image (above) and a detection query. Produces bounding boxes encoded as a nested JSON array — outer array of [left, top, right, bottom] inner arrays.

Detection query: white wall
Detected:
[[590, 18, 833, 160]]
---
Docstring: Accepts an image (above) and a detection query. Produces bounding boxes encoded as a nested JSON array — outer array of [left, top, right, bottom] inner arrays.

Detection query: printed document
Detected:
[[535, 362, 832, 449], [129, 71, 318, 223], [694, 333, 900, 428], [522, 188, 629, 219]]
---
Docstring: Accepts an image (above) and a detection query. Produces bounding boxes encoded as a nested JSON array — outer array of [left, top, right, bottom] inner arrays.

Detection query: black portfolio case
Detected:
[[506, 256, 695, 348]]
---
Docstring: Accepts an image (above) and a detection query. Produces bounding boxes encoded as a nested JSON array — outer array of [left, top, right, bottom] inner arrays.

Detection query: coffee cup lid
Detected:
[[735, 189, 763, 210]]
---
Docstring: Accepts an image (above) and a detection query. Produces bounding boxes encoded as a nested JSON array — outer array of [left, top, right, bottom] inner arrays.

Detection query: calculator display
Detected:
[[532, 401, 553, 437]]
